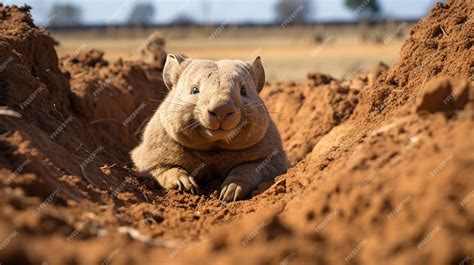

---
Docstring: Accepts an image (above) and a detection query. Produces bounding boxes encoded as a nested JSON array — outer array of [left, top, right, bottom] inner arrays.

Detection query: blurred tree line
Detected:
[[49, 3, 82, 26], [48, 0, 385, 27]]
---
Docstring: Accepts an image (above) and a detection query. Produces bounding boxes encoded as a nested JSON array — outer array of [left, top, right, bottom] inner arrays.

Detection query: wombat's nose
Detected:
[[207, 103, 235, 121]]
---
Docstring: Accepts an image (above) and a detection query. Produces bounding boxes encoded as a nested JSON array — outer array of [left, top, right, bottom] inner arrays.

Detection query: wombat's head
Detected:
[[160, 54, 270, 150]]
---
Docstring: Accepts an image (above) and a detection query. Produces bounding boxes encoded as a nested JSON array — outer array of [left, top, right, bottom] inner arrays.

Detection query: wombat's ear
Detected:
[[248, 56, 265, 93], [163, 53, 187, 90]]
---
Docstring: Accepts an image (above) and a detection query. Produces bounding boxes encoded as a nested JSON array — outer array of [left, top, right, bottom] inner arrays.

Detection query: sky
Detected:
[[1, 0, 438, 25]]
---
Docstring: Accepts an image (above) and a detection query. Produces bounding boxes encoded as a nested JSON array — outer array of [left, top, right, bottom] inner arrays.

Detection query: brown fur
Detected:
[[131, 54, 289, 201]]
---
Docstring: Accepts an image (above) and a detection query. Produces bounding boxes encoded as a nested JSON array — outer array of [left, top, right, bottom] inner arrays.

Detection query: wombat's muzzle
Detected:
[[205, 100, 241, 131]]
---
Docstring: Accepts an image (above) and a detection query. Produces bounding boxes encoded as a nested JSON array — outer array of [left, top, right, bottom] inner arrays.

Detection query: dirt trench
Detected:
[[0, 1, 473, 265]]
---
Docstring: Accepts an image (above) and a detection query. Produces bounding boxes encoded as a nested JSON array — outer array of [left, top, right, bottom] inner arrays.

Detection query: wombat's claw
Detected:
[[219, 183, 243, 202], [176, 176, 199, 195]]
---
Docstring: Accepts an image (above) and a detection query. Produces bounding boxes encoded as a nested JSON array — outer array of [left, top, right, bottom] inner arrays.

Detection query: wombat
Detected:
[[131, 54, 289, 201]]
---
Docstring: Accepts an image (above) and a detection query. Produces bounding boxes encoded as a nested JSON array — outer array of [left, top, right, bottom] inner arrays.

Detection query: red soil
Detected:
[[0, 1, 473, 264]]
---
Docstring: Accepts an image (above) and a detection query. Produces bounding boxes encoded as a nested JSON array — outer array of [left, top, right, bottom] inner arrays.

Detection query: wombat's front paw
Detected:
[[219, 175, 254, 202], [155, 168, 199, 195]]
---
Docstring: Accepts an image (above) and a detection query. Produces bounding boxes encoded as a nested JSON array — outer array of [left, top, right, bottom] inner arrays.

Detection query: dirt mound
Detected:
[[0, 5, 168, 264], [261, 79, 360, 164], [0, 1, 473, 265], [361, 0, 473, 119]]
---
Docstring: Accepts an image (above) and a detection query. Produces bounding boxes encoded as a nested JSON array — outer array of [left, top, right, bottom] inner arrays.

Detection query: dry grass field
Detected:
[[53, 24, 408, 81]]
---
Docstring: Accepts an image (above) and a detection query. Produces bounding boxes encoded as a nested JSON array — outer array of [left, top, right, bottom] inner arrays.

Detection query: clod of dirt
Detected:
[[306, 72, 335, 85], [415, 77, 472, 113], [368, 61, 389, 86], [137, 31, 167, 68], [66, 48, 108, 67]]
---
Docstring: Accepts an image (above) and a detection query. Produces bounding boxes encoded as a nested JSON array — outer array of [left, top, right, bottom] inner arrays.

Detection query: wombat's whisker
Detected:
[[134, 116, 152, 136], [245, 101, 260, 106], [152, 89, 170, 94], [243, 105, 266, 111], [190, 122, 201, 130], [183, 123, 199, 132], [243, 108, 286, 115], [156, 110, 187, 113], [242, 105, 266, 113], [179, 120, 200, 132], [152, 90, 197, 106], [242, 106, 255, 111], [244, 101, 265, 108], [194, 107, 206, 115], [90, 118, 122, 125], [149, 99, 189, 108], [176, 100, 196, 106], [242, 107, 290, 117], [149, 98, 194, 107], [266, 111, 292, 115], [168, 97, 197, 106], [168, 100, 196, 107]]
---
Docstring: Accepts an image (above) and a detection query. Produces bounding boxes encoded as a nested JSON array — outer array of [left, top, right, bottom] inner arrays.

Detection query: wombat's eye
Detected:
[[191, 87, 200, 94], [240, 86, 247, 96]]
